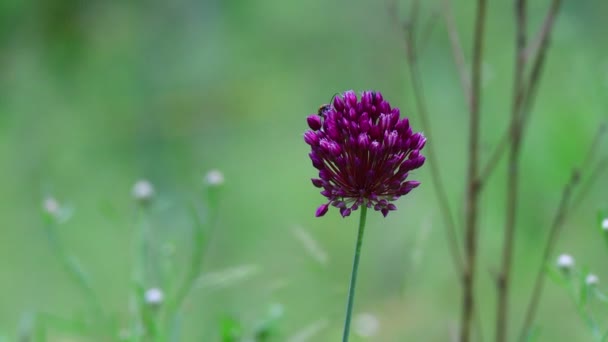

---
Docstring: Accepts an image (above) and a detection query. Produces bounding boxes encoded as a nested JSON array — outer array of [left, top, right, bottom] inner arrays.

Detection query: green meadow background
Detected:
[[1, 0, 607, 340]]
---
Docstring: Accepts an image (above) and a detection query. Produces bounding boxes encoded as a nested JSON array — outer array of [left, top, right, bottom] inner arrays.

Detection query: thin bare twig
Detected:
[[441, 0, 471, 109], [567, 123, 607, 213], [396, 0, 464, 275], [496, 1, 527, 341], [406, 41, 464, 274], [570, 156, 608, 214], [417, 5, 441, 55], [479, 130, 508, 184], [518, 174, 575, 342], [516, 165, 582, 341], [398, 2, 485, 340], [478, 0, 562, 187], [461, 0, 487, 341], [522, 0, 562, 62], [517, 125, 602, 342]]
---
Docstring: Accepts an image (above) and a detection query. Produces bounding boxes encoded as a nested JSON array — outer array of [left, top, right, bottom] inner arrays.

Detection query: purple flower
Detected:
[[304, 90, 426, 217]]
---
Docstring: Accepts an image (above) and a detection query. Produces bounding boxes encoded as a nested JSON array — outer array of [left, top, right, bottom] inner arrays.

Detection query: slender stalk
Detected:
[[570, 156, 608, 214], [166, 186, 222, 336], [43, 219, 103, 316], [517, 173, 574, 341], [406, 38, 463, 275], [131, 205, 155, 340], [442, 0, 471, 109], [342, 206, 368, 342], [479, 0, 562, 186], [401, 0, 463, 279], [496, 1, 527, 341], [167, 204, 207, 320], [461, 0, 487, 341], [518, 125, 605, 340]]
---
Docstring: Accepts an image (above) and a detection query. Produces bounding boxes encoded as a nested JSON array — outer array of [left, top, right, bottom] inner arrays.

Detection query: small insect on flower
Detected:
[[316, 93, 340, 118], [304, 90, 426, 217], [317, 104, 331, 118]]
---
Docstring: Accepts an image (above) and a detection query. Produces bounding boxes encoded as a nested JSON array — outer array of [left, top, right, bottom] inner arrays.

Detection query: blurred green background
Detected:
[[1, 0, 607, 340]]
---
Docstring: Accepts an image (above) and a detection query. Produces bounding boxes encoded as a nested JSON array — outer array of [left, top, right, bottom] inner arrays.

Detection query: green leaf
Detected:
[[220, 316, 242, 342]]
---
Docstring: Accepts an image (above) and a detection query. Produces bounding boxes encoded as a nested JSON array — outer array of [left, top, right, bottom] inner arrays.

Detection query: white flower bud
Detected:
[[205, 169, 224, 186], [556, 254, 574, 271], [586, 274, 599, 286], [43, 197, 60, 216], [144, 287, 164, 305], [132, 180, 154, 202], [602, 218, 608, 231]]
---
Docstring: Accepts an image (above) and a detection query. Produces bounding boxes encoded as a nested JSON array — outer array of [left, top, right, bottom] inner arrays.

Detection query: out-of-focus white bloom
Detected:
[[205, 169, 224, 186], [42, 196, 73, 223], [586, 274, 599, 286], [354, 312, 380, 338], [602, 218, 608, 231], [43, 197, 60, 216], [557, 254, 575, 271], [132, 180, 154, 201], [144, 287, 164, 305]]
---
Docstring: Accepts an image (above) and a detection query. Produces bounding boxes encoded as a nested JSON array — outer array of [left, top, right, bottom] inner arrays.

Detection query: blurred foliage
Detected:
[[1, 0, 607, 340]]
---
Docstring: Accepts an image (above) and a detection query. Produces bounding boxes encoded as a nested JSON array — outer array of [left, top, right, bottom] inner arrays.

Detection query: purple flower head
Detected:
[[304, 90, 426, 218]]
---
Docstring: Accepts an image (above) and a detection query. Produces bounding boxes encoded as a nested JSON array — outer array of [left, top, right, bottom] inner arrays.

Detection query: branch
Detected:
[[567, 123, 607, 213], [395, 0, 464, 276], [517, 122, 602, 341], [442, 0, 471, 109], [461, 0, 487, 341], [398, 3, 486, 340], [516, 168, 576, 342], [496, 1, 527, 341], [478, 0, 562, 187], [417, 5, 442, 56]]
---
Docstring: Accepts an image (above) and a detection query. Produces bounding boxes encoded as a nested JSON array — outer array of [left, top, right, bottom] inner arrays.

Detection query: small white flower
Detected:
[[602, 218, 608, 231], [557, 254, 575, 271], [132, 180, 154, 201], [43, 197, 60, 216], [586, 274, 599, 286], [354, 312, 380, 338], [144, 287, 164, 305], [205, 169, 224, 186]]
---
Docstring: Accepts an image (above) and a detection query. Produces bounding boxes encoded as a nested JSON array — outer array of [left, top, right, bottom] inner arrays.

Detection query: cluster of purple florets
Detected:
[[304, 90, 426, 217]]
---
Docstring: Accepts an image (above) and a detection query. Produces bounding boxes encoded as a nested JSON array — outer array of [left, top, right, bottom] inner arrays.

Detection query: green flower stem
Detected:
[[131, 206, 153, 340], [342, 206, 368, 342], [43, 220, 103, 316], [166, 188, 221, 337]]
